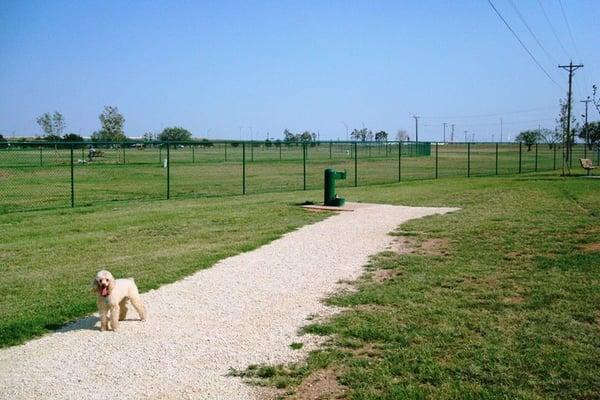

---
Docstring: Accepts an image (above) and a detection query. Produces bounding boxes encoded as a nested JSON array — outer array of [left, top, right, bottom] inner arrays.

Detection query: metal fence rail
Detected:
[[0, 140, 597, 213]]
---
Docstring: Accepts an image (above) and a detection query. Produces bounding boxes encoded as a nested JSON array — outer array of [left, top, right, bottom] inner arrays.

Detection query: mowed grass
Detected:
[[0, 142, 585, 213], [0, 192, 329, 347], [233, 175, 600, 399], [1, 171, 599, 399]]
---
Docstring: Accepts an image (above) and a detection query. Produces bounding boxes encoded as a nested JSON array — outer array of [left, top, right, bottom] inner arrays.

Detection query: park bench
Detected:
[[579, 158, 596, 176]]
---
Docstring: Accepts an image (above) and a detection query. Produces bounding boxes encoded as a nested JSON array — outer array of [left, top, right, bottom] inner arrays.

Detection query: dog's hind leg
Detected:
[[119, 298, 128, 321], [130, 295, 147, 321]]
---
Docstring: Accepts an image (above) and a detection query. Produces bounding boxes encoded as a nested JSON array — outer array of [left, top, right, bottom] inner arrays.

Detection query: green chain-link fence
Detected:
[[0, 140, 596, 213]]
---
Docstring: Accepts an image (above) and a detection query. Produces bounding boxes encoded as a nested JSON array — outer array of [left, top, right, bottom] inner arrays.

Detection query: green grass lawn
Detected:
[[0, 193, 329, 347], [1, 172, 599, 399], [1, 142, 589, 213], [230, 174, 600, 399]]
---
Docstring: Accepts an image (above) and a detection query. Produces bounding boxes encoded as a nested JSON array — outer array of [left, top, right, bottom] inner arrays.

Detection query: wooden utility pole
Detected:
[[558, 61, 583, 167]]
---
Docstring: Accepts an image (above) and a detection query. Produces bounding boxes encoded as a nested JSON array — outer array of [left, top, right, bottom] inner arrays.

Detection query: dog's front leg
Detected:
[[110, 304, 120, 331], [98, 300, 109, 331]]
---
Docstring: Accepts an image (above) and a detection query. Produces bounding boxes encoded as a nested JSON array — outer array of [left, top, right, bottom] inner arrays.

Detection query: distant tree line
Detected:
[[29, 106, 207, 145]]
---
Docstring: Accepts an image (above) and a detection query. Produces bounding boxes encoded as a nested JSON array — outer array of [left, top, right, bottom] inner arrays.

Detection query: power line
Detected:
[[556, 0, 590, 97], [536, 0, 571, 59], [507, 0, 557, 65], [557, 0, 582, 63], [487, 0, 563, 89], [449, 117, 556, 128], [422, 105, 557, 120]]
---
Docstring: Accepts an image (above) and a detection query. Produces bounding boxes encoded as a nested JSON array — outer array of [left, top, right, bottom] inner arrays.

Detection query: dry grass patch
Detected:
[[290, 368, 345, 400], [581, 242, 600, 252], [388, 236, 450, 257], [371, 268, 401, 283]]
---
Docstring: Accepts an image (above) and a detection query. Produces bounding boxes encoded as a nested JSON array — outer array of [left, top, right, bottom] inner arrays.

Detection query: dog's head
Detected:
[[91, 270, 115, 297]]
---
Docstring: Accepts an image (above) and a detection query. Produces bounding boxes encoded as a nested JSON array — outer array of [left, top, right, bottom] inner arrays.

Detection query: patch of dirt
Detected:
[[290, 368, 345, 400], [388, 237, 417, 254], [371, 268, 401, 283], [581, 242, 600, 252], [352, 343, 383, 359], [387, 236, 450, 257], [419, 238, 450, 256]]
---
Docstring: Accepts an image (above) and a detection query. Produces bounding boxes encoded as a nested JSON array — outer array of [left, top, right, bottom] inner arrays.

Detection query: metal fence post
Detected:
[[224, 143, 227, 162], [242, 142, 246, 194], [518, 142, 522, 173], [122, 146, 126, 164], [39, 146, 43, 167], [553, 144, 557, 170], [467, 142, 471, 177], [435, 142, 438, 179], [354, 141, 358, 187], [495, 142, 499, 175], [279, 143, 282, 161], [535, 143, 538, 172], [398, 141, 402, 182], [303, 143, 307, 190], [166, 142, 170, 199], [597, 145, 599, 166], [192, 146, 195, 163], [70, 145, 74, 207], [251, 140, 254, 162], [329, 141, 332, 159], [159, 146, 162, 164]]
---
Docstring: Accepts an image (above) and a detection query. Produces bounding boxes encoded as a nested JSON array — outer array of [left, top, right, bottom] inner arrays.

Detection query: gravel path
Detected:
[[0, 203, 457, 400]]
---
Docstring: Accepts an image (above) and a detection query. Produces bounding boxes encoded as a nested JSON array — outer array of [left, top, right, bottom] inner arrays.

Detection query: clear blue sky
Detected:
[[1, 0, 598, 141]]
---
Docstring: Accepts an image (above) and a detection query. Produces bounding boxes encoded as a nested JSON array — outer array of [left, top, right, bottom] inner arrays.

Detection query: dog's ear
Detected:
[[90, 278, 99, 294]]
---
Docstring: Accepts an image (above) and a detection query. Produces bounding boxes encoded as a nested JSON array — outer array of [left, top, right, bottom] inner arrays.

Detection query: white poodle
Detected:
[[91, 270, 147, 331]]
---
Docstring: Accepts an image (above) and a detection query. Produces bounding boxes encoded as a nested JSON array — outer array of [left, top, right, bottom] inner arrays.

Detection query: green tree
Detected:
[[298, 131, 313, 142], [577, 121, 600, 150], [42, 134, 62, 142], [0, 134, 7, 149], [516, 130, 541, 151], [375, 131, 388, 142], [63, 133, 84, 142], [142, 132, 157, 142], [539, 128, 561, 149], [283, 129, 296, 143], [158, 126, 192, 142], [92, 106, 126, 142], [36, 112, 65, 138]]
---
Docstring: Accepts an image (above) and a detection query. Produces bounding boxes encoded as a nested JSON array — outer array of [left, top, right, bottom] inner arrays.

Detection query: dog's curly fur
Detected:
[[91, 270, 147, 331]]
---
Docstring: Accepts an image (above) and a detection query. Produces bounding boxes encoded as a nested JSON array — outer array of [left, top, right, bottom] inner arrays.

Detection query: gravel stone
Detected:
[[0, 203, 457, 399]]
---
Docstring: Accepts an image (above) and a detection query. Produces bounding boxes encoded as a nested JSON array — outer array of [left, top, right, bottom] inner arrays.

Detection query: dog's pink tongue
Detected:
[[101, 287, 108, 296]]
